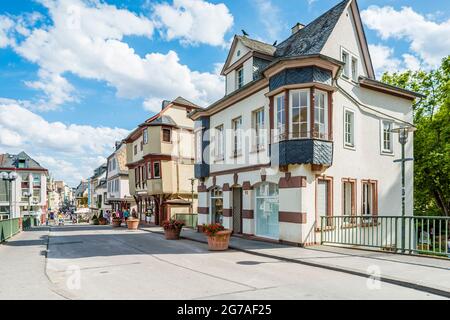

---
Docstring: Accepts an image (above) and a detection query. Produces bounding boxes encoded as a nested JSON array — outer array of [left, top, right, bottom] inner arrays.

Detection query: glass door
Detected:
[[255, 183, 279, 239]]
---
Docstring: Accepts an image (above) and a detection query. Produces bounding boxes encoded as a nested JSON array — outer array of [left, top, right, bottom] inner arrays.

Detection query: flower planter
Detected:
[[164, 228, 182, 240], [206, 230, 232, 251], [112, 218, 122, 228], [98, 218, 107, 225], [126, 218, 139, 230]]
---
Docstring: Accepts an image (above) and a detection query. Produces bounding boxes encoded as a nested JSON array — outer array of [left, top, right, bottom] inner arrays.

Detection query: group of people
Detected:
[[104, 208, 137, 223]]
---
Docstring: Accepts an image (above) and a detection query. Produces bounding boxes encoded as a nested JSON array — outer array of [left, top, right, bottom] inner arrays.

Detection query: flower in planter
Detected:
[[163, 219, 185, 231], [202, 223, 225, 237]]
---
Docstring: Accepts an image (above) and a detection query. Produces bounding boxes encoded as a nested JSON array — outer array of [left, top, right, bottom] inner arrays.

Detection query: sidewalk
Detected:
[[140, 225, 450, 297], [0, 227, 65, 299]]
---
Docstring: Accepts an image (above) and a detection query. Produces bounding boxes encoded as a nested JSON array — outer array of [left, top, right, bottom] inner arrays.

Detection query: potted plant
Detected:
[[98, 212, 107, 225], [112, 214, 122, 228], [91, 214, 99, 226], [163, 219, 185, 240], [202, 223, 232, 251]]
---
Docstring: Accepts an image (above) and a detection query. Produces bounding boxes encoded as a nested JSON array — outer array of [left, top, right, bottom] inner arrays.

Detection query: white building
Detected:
[[0, 152, 48, 222], [88, 164, 111, 217], [106, 141, 136, 213], [190, 0, 421, 245]]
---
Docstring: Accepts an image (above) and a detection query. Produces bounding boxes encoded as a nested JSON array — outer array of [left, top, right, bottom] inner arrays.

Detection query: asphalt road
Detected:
[[36, 224, 443, 300]]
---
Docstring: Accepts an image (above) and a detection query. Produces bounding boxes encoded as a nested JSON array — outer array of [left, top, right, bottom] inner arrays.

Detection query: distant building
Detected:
[[88, 164, 111, 217], [75, 180, 88, 209], [0, 151, 48, 222], [106, 141, 136, 213]]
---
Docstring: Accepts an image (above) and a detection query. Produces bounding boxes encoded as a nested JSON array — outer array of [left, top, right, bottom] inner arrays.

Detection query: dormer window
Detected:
[[342, 50, 349, 78], [236, 67, 244, 89], [351, 57, 358, 82]]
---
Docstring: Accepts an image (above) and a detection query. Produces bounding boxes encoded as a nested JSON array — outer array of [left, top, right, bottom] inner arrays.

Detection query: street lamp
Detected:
[[1, 172, 18, 219], [188, 178, 197, 214], [391, 126, 416, 253]]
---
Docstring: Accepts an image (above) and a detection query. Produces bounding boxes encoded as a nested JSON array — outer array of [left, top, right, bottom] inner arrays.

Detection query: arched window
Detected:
[[255, 182, 279, 239], [210, 187, 223, 224]]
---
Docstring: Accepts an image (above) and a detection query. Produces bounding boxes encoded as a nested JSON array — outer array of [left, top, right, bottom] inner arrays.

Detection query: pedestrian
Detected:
[[123, 209, 130, 222]]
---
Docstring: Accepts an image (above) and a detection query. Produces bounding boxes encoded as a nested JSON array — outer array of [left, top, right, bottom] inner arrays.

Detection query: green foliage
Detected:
[[382, 56, 450, 216]]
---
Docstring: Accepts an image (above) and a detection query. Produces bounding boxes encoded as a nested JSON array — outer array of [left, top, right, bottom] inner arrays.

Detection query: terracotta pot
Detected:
[[98, 218, 107, 225], [126, 218, 140, 230], [112, 219, 122, 228], [207, 230, 232, 251], [164, 228, 182, 240]]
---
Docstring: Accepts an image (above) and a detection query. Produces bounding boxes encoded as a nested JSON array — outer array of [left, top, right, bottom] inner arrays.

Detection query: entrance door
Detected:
[[317, 180, 329, 226], [232, 188, 242, 234]]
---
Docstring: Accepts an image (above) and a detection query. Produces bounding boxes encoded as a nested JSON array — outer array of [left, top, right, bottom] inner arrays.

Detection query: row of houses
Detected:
[[0, 152, 74, 223], [79, 0, 419, 246]]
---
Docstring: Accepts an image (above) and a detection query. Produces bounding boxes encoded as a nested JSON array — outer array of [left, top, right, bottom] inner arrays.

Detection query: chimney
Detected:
[[161, 100, 171, 110], [291, 22, 305, 35]]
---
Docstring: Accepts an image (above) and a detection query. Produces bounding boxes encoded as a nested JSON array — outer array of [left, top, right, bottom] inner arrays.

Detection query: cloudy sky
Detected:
[[0, 0, 449, 186]]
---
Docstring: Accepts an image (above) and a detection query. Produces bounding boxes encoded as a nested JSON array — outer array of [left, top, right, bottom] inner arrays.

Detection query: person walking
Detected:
[[123, 209, 130, 222]]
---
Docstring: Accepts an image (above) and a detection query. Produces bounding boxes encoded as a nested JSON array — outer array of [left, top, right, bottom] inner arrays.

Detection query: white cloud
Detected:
[[361, 6, 450, 68], [0, 101, 129, 185], [143, 97, 164, 113], [0, 16, 14, 48], [1, 0, 227, 111], [402, 53, 422, 72], [152, 0, 233, 47], [252, 0, 284, 42], [368, 44, 402, 77]]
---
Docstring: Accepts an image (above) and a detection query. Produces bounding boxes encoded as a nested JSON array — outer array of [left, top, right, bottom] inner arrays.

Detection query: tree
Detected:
[[382, 56, 450, 216]]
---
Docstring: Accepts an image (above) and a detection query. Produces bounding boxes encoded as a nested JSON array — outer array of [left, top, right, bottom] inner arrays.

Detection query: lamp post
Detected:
[[188, 178, 196, 214], [1, 172, 18, 219], [391, 126, 416, 253]]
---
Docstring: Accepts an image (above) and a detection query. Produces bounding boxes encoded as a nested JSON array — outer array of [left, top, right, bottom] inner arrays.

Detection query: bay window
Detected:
[[274, 94, 285, 142], [314, 90, 328, 139], [290, 89, 309, 139], [195, 130, 203, 164]]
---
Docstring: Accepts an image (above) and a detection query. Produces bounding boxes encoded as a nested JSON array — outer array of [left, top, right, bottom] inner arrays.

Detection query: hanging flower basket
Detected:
[[202, 223, 231, 251]]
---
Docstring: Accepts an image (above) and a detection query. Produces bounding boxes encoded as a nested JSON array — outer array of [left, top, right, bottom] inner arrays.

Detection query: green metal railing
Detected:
[[320, 216, 450, 258], [0, 218, 20, 242], [174, 214, 198, 229]]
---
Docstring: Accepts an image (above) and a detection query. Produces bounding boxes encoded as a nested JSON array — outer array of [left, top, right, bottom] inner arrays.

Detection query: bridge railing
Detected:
[[0, 218, 20, 242], [320, 215, 450, 258]]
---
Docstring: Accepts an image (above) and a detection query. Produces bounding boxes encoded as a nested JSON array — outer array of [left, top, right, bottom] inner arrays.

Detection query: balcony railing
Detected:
[[320, 215, 450, 258]]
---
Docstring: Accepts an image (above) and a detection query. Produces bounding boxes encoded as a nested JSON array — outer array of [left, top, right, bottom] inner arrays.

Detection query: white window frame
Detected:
[[232, 116, 242, 156], [252, 107, 265, 150], [143, 129, 148, 144], [195, 130, 203, 164], [344, 108, 355, 149], [214, 125, 224, 160], [314, 90, 329, 140], [380, 120, 394, 154], [236, 67, 244, 89], [341, 49, 350, 78], [274, 93, 285, 142], [289, 89, 310, 139], [351, 56, 358, 82], [153, 161, 161, 179]]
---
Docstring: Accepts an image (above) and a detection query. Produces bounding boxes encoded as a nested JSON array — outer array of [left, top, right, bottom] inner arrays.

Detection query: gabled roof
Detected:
[[172, 96, 200, 109], [221, 35, 276, 75], [0, 151, 47, 171], [275, 0, 350, 58]]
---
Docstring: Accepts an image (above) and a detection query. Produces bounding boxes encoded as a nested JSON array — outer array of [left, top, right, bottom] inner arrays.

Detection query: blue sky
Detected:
[[0, 0, 449, 185]]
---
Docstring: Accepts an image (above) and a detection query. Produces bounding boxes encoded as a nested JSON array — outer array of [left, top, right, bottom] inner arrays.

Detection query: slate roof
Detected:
[[275, 0, 350, 58], [0, 151, 47, 170], [237, 35, 276, 56], [172, 96, 200, 109], [147, 115, 177, 127]]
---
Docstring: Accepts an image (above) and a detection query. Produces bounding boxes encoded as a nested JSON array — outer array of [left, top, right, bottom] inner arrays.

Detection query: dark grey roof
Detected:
[[172, 96, 200, 109], [75, 181, 88, 197], [148, 115, 177, 127], [237, 35, 276, 56], [0, 151, 47, 170], [275, 0, 350, 58]]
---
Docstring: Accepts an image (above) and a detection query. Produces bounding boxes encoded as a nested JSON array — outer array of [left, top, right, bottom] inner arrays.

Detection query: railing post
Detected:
[[320, 217, 324, 244]]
